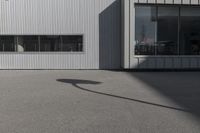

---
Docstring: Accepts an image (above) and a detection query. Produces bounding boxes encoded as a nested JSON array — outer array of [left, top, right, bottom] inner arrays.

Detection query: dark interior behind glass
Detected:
[[0, 35, 83, 52], [135, 5, 200, 55]]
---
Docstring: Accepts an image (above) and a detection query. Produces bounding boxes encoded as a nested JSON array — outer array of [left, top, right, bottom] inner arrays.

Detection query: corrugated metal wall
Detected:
[[0, 0, 121, 69]]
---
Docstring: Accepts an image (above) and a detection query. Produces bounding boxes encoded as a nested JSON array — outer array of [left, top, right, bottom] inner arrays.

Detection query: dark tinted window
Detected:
[[0, 35, 83, 52], [157, 7, 179, 55], [21, 36, 39, 52], [135, 5, 200, 55], [62, 35, 83, 52], [135, 5, 179, 55], [180, 7, 200, 55], [135, 6, 156, 55], [40, 36, 61, 52], [0, 36, 15, 52]]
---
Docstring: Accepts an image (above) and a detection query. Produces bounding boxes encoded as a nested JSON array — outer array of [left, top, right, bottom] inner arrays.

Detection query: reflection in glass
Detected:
[[157, 7, 179, 55], [135, 6, 156, 55], [135, 5, 180, 55]]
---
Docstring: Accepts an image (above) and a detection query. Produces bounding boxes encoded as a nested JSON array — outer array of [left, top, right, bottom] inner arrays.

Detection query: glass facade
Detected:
[[180, 7, 200, 55], [157, 7, 179, 55], [135, 6, 156, 55], [135, 5, 200, 55]]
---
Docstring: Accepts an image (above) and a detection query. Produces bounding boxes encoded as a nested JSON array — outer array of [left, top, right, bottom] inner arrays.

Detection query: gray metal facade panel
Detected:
[[131, 57, 200, 69], [0, 0, 121, 69], [135, 0, 200, 4]]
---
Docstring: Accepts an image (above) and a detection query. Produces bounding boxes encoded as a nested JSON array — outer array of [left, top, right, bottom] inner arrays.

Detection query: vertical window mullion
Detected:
[[24, 37, 26, 51], [16, 36, 18, 52], [38, 36, 41, 52], [155, 6, 158, 55], [178, 7, 181, 55], [2, 38, 4, 52], [13, 37, 15, 52], [61, 36, 63, 51], [35, 37, 37, 51]]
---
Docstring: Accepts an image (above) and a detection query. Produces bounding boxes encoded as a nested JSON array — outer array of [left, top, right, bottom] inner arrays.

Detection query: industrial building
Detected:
[[0, 0, 200, 69]]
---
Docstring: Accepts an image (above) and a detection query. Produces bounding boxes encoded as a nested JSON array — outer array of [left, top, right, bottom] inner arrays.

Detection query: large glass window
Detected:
[[157, 7, 179, 55], [135, 6, 157, 55], [135, 5, 200, 55], [180, 7, 200, 55]]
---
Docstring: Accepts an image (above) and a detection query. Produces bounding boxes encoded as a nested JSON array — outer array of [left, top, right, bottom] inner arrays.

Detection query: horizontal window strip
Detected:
[[0, 35, 83, 52]]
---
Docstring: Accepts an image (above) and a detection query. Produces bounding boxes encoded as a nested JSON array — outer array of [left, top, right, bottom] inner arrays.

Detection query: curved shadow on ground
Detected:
[[57, 79, 189, 113]]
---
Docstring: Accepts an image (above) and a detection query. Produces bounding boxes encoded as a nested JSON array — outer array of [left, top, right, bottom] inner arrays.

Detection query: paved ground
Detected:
[[0, 70, 199, 133]]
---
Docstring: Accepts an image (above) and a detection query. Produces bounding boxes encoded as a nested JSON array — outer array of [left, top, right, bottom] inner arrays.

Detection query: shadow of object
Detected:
[[57, 79, 189, 112], [99, 0, 121, 69], [128, 72, 200, 118], [57, 79, 101, 85]]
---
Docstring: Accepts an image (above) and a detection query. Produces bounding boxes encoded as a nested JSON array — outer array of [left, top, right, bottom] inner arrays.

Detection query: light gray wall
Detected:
[[0, 0, 121, 69]]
